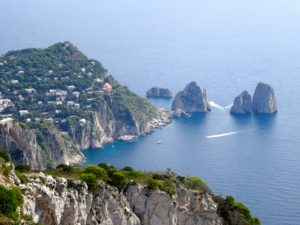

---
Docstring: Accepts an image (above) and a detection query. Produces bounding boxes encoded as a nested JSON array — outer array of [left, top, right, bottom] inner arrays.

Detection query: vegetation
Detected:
[[0, 185, 23, 221], [80, 173, 97, 190], [214, 195, 261, 225], [0, 42, 158, 142], [0, 149, 260, 225], [0, 147, 10, 162]]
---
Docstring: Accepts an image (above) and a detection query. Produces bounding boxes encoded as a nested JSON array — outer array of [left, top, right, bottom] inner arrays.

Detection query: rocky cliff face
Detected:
[[146, 87, 173, 98], [172, 82, 211, 117], [67, 109, 171, 150], [125, 185, 222, 225], [252, 82, 277, 114], [0, 119, 83, 169], [16, 172, 222, 225], [230, 91, 252, 115]]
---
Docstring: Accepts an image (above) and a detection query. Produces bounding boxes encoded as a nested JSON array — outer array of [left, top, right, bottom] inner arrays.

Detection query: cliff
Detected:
[[0, 161, 260, 225], [230, 91, 252, 115], [252, 82, 277, 114], [0, 42, 170, 168], [172, 82, 211, 117], [0, 118, 83, 169]]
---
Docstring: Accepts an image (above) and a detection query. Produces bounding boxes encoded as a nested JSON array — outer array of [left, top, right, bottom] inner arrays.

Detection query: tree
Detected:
[[80, 173, 97, 190], [110, 172, 128, 191]]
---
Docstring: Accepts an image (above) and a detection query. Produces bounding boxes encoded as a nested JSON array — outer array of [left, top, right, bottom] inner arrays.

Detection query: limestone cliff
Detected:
[[172, 82, 211, 117], [252, 82, 277, 114], [0, 118, 83, 169], [18, 173, 222, 225], [230, 91, 252, 115]]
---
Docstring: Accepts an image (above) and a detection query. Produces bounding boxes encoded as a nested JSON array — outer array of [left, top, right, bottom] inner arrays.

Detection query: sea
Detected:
[[1, 0, 300, 224]]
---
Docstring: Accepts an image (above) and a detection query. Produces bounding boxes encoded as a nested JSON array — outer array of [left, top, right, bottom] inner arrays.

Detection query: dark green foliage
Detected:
[[0, 185, 23, 220], [80, 173, 97, 190], [110, 171, 129, 191], [98, 163, 117, 176], [214, 195, 261, 225], [16, 172, 29, 184], [3, 163, 13, 177], [0, 147, 10, 162], [56, 164, 74, 173], [122, 166, 134, 172], [152, 173, 164, 180], [15, 164, 31, 173], [84, 165, 108, 181], [183, 176, 210, 193], [147, 178, 163, 190], [161, 178, 176, 197]]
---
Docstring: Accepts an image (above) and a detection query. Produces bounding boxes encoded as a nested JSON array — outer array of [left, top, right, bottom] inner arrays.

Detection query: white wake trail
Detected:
[[209, 101, 225, 111], [205, 131, 241, 139], [224, 104, 233, 109]]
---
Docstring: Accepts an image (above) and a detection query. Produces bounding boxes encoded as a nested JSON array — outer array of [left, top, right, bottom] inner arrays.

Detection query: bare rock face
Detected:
[[17, 172, 223, 225], [125, 185, 222, 225], [252, 82, 277, 114], [20, 173, 140, 225], [146, 87, 173, 98], [230, 91, 252, 115], [172, 82, 211, 117], [0, 119, 83, 169]]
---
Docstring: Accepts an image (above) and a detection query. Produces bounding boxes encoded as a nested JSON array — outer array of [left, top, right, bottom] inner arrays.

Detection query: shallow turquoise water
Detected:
[[1, 0, 300, 224]]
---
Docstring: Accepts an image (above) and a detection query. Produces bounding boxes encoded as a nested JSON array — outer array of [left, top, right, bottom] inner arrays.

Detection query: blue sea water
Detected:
[[1, 0, 300, 224]]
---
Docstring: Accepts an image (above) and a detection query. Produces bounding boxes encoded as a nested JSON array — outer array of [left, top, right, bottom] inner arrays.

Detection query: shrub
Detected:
[[152, 173, 163, 180], [122, 166, 134, 172], [110, 172, 128, 191], [84, 165, 108, 181], [3, 163, 13, 177], [147, 178, 163, 190], [0, 185, 23, 220], [15, 164, 31, 173], [0, 147, 10, 162], [16, 172, 29, 184], [161, 178, 176, 197], [56, 164, 74, 173], [98, 163, 117, 176], [80, 173, 97, 190], [183, 176, 210, 193]]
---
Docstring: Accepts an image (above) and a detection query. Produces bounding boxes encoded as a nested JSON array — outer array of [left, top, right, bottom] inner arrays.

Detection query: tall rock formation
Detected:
[[230, 91, 252, 115], [172, 82, 211, 117], [252, 82, 277, 114]]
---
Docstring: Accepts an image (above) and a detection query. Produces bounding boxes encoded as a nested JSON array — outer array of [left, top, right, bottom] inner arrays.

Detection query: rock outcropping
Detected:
[[67, 109, 171, 150], [172, 82, 211, 117], [146, 87, 173, 98], [17, 173, 222, 225], [252, 82, 277, 114], [230, 91, 252, 115], [0, 119, 83, 169]]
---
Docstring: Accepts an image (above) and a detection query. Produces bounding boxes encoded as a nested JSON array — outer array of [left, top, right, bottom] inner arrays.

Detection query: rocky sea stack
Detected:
[[252, 82, 277, 114], [172, 82, 211, 117], [146, 87, 173, 98], [230, 91, 252, 115]]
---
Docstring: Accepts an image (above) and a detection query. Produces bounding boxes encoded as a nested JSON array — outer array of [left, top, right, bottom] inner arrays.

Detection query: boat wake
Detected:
[[205, 131, 241, 139], [209, 101, 225, 111], [224, 104, 233, 109]]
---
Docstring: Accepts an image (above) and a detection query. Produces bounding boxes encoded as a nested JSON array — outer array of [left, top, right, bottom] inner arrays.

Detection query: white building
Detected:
[[19, 110, 29, 116]]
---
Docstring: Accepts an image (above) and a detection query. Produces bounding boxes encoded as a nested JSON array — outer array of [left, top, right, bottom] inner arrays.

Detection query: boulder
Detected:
[[230, 91, 252, 115], [252, 82, 277, 114], [146, 87, 173, 98], [171, 82, 211, 116]]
